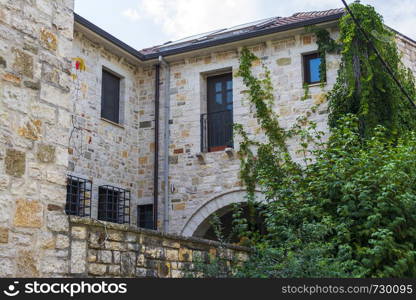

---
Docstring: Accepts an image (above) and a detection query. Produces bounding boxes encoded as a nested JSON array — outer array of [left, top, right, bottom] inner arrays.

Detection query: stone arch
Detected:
[[181, 189, 265, 237]]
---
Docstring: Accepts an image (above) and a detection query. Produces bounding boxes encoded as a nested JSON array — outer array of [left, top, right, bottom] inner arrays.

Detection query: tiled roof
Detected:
[[140, 8, 345, 56], [75, 8, 346, 60]]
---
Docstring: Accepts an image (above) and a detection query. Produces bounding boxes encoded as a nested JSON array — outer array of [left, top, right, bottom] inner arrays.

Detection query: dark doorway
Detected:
[[137, 204, 154, 230], [204, 73, 234, 152], [202, 203, 266, 243]]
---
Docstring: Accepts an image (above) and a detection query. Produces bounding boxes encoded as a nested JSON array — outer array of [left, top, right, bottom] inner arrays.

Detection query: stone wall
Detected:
[[157, 28, 341, 235], [69, 217, 249, 278], [69, 32, 147, 224], [69, 22, 344, 234], [0, 0, 74, 277], [397, 35, 416, 78]]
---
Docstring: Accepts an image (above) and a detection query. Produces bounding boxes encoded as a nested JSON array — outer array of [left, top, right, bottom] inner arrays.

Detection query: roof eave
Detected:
[[74, 13, 146, 61]]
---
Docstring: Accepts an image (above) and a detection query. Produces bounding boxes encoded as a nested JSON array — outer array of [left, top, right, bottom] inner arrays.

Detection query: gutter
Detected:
[[153, 64, 160, 230], [159, 56, 171, 233]]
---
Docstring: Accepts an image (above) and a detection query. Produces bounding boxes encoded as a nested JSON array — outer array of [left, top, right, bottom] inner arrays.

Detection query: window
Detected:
[[98, 186, 131, 224], [137, 205, 154, 230], [65, 175, 92, 217], [101, 69, 121, 124], [303, 53, 323, 84], [201, 73, 234, 152]]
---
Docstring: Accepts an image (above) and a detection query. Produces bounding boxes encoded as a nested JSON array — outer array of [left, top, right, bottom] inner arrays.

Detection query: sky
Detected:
[[74, 0, 416, 51]]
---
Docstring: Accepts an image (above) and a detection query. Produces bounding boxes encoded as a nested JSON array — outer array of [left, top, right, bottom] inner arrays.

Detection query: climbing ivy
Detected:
[[326, 3, 416, 138], [307, 25, 342, 85], [301, 83, 311, 101]]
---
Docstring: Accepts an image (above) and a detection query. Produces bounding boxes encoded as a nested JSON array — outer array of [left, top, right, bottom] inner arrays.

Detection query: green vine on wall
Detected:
[[326, 3, 416, 138], [307, 25, 342, 85], [301, 83, 311, 100]]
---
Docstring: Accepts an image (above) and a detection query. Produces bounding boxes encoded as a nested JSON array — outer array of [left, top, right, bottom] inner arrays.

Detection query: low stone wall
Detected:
[[69, 217, 250, 278]]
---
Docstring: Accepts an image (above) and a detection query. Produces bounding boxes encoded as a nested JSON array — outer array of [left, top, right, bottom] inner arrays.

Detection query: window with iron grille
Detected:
[[101, 69, 121, 124], [303, 52, 324, 85], [201, 73, 234, 153], [65, 175, 92, 217], [98, 185, 131, 224], [137, 204, 154, 230]]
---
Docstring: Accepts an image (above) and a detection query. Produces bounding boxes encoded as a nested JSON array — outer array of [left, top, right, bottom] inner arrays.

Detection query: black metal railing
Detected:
[[201, 110, 234, 152], [98, 185, 131, 225], [65, 175, 92, 217]]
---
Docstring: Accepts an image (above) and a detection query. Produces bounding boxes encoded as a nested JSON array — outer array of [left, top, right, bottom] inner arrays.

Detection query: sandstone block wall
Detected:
[[69, 23, 344, 234], [0, 0, 74, 277], [69, 217, 249, 278], [156, 28, 341, 234], [397, 36, 416, 78], [69, 32, 150, 224]]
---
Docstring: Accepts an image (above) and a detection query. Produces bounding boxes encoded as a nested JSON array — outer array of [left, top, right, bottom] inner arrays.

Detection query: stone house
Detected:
[[69, 8, 416, 237], [0, 1, 415, 277]]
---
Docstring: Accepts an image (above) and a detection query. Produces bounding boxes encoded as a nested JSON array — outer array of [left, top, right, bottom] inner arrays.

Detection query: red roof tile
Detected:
[[140, 8, 345, 55]]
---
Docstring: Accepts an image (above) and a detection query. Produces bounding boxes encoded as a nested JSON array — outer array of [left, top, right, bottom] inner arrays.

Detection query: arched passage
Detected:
[[181, 190, 265, 238]]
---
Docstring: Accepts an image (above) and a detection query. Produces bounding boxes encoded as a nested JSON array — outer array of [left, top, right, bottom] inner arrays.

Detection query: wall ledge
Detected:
[[70, 216, 251, 252]]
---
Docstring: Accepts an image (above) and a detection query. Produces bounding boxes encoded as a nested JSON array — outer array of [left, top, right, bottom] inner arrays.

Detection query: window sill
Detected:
[[203, 147, 235, 154], [197, 147, 235, 164], [101, 118, 125, 129], [208, 146, 230, 153], [305, 82, 327, 88]]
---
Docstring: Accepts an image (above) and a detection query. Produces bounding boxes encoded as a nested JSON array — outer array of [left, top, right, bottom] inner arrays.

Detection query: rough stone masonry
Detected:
[[0, 0, 75, 277], [69, 217, 249, 278]]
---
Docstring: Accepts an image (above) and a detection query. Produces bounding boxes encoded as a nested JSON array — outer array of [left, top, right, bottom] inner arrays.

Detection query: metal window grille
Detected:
[[201, 110, 234, 153], [98, 185, 131, 224], [137, 205, 154, 230], [65, 175, 92, 217]]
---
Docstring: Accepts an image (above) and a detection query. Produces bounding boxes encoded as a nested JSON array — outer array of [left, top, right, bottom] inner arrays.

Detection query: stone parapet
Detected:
[[69, 216, 250, 278]]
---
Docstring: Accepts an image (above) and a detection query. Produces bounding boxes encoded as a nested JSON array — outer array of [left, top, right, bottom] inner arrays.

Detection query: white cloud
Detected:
[[127, 0, 262, 40], [122, 8, 140, 21], [366, 0, 416, 39]]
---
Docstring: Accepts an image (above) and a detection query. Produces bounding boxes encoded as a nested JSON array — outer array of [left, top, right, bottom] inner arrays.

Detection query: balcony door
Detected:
[[206, 74, 233, 152]]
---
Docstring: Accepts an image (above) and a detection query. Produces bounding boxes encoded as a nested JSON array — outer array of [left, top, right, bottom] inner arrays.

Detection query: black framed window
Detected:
[[201, 73, 234, 152], [101, 69, 121, 124], [137, 205, 154, 230], [65, 175, 92, 217], [303, 53, 323, 84], [98, 186, 131, 224]]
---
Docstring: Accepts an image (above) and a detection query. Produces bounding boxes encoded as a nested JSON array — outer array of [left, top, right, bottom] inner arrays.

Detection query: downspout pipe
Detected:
[[159, 56, 170, 233], [153, 64, 160, 230]]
